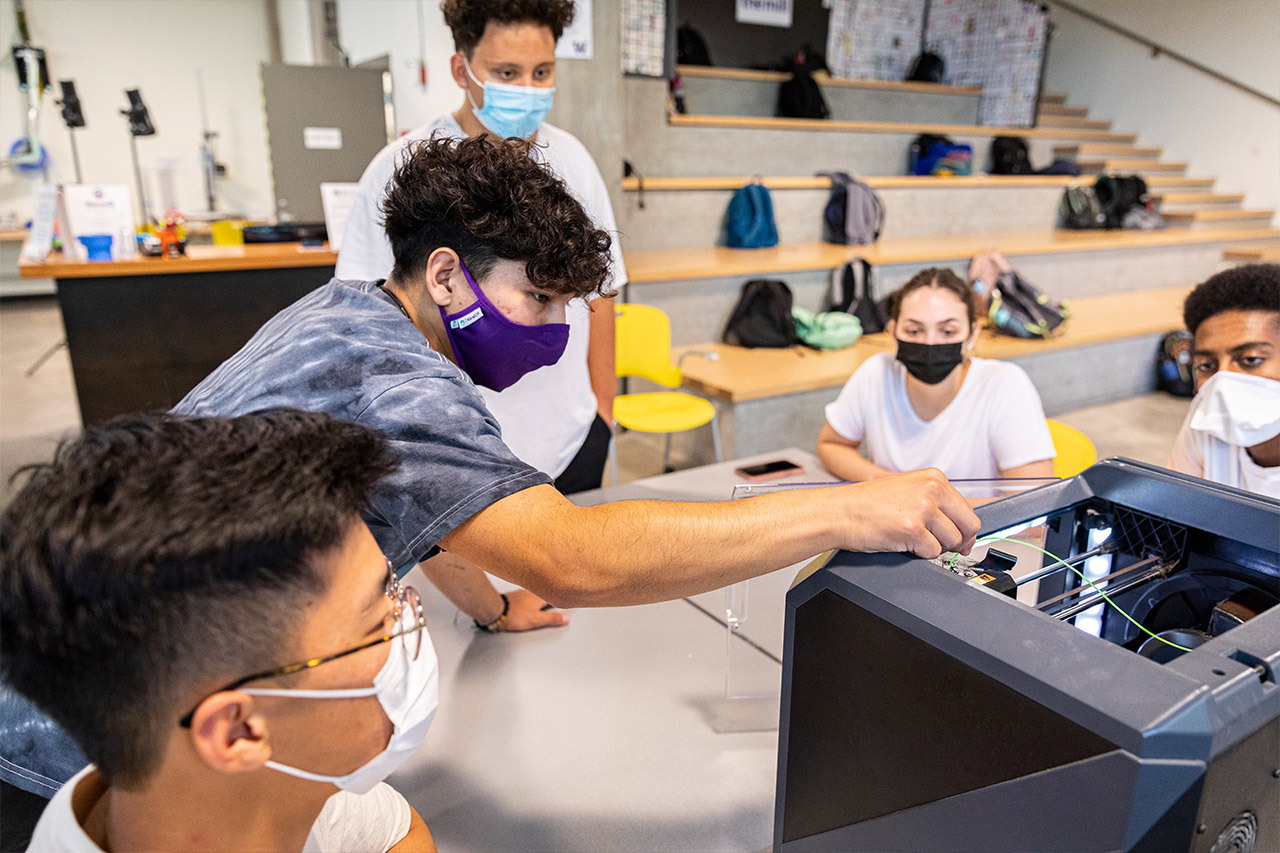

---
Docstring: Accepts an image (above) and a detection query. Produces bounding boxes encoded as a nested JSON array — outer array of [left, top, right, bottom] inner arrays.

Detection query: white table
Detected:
[[389, 449, 828, 852]]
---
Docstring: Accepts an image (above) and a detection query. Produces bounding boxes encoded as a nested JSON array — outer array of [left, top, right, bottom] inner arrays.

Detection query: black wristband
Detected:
[[475, 592, 510, 633]]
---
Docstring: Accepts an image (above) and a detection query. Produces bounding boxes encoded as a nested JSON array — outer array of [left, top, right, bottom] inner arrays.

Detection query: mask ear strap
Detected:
[[242, 686, 378, 699], [461, 56, 484, 111]]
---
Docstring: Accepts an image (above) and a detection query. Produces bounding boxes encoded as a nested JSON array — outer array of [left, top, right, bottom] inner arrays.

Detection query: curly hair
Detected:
[[441, 0, 576, 55], [1183, 263, 1280, 335], [889, 267, 977, 327], [0, 410, 396, 788], [381, 134, 613, 297]]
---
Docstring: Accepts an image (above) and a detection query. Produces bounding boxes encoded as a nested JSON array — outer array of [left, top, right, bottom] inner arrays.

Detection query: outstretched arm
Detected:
[[420, 550, 570, 631], [440, 469, 980, 609]]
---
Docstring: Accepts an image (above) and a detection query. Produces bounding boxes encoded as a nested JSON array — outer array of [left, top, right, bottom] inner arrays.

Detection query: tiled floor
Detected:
[[0, 296, 1191, 510]]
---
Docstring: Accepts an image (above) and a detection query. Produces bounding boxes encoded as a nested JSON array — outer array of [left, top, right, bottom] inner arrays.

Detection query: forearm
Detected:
[[818, 440, 893, 482], [419, 551, 505, 623]]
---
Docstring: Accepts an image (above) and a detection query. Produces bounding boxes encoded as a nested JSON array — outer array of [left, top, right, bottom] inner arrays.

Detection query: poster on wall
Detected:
[[827, 0, 925, 82], [736, 0, 794, 28], [556, 0, 593, 59], [621, 0, 665, 76], [928, 0, 1046, 126]]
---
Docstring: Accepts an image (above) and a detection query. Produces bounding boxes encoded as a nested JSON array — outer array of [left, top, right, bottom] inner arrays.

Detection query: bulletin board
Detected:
[[622, 0, 666, 76], [824, 0, 1048, 127]]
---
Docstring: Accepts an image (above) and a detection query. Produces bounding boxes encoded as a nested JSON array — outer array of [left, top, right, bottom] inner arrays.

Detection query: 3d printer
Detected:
[[774, 459, 1279, 852]]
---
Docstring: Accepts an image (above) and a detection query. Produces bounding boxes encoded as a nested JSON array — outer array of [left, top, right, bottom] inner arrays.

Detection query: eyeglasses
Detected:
[[179, 559, 427, 728]]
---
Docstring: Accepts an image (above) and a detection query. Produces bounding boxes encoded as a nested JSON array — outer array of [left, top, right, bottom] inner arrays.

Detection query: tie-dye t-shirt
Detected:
[[174, 278, 549, 568]]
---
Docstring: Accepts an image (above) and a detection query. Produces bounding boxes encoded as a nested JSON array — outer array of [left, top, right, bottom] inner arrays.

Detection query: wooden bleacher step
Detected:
[[1078, 159, 1187, 174], [1036, 115, 1114, 130], [1038, 104, 1089, 117], [669, 113, 1137, 143], [1055, 144, 1161, 159], [1145, 176, 1215, 191], [1165, 209, 1276, 227], [1154, 192, 1244, 206], [1223, 243, 1280, 263], [675, 64, 983, 97], [1039, 93, 1069, 104]]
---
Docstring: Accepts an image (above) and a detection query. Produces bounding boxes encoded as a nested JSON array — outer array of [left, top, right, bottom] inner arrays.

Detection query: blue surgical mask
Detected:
[[463, 57, 555, 139]]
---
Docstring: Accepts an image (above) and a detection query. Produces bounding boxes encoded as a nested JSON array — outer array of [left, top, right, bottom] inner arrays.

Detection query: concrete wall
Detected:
[[1043, 0, 1280, 221], [0, 0, 276, 221]]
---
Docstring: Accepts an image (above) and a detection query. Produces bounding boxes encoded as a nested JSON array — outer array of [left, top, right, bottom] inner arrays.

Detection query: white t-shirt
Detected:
[[336, 115, 628, 478], [824, 353, 1056, 479], [28, 766, 411, 852], [1170, 400, 1280, 499]]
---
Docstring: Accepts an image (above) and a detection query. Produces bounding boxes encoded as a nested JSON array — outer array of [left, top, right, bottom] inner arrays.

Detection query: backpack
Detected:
[[967, 249, 1015, 318], [908, 134, 951, 174], [724, 181, 779, 249], [676, 25, 712, 66], [1095, 174, 1149, 230], [816, 171, 885, 245], [909, 136, 973, 176], [723, 279, 799, 348], [831, 259, 889, 334], [1156, 331, 1195, 397], [1058, 183, 1105, 229], [906, 51, 945, 83], [792, 307, 863, 350], [777, 57, 829, 119], [990, 136, 1031, 174], [987, 271, 1070, 339]]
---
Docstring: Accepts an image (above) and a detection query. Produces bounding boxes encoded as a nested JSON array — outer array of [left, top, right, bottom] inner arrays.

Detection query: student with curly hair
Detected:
[[336, 0, 624, 633], [1170, 263, 1280, 497], [177, 135, 979, 620]]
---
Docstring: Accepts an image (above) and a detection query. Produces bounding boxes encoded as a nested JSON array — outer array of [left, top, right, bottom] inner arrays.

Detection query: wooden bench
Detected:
[[662, 287, 1192, 463], [676, 64, 982, 97], [668, 113, 1139, 144], [623, 227, 1280, 283]]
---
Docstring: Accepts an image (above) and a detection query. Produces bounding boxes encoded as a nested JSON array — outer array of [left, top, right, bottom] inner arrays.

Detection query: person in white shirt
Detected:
[[338, 0, 626, 633], [818, 267, 1056, 482], [1170, 263, 1280, 498], [3, 412, 435, 852]]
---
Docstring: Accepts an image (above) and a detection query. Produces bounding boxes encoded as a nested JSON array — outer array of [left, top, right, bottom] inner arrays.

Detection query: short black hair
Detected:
[[889, 267, 977, 327], [381, 134, 613, 297], [0, 410, 395, 789], [441, 0, 576, 55], [1183, 263, 1280, 335]]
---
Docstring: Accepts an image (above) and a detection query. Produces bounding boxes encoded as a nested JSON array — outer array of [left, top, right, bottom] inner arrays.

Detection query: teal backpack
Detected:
[[724, 181, 779, 248], [791, 307, 863, 350]]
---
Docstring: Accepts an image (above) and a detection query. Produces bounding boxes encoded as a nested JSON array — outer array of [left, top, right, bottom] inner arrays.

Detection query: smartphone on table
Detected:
[[734, 459, 804, 482]]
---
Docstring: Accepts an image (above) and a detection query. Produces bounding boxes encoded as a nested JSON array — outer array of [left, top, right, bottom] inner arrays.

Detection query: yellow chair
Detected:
[[1047, 419, 1097, 478], [610, 304, 722, 483]]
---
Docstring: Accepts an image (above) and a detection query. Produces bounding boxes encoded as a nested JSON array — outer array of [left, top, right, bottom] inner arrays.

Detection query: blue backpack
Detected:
[[724, 181, 779, 248]]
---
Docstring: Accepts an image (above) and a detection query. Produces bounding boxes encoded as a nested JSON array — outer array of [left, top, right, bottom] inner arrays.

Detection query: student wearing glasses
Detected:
[[1, 411, 436, 851]]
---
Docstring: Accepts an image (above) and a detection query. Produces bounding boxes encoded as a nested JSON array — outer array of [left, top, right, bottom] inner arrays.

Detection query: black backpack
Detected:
[[831, 260, 888, 334], [676, 25, 712, 66], [1156, 331, 1195, 397], [906, 51, 945, 83], [990, 136, 1031, 174], [723, 279, 799, 348], [1058, 183, 1105, 229], [777, 54, 829, 119], [1095, 174, 1149, 230]]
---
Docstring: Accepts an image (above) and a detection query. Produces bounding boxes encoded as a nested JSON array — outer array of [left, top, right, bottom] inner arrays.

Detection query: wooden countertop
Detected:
[[674, 286, 1191, 401], [19, 242, 339, 278], [624, 228, 1280, 283]]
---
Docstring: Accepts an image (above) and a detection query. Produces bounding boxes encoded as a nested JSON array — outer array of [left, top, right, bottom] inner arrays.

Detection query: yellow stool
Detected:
[[611, 304, 721, 483], [1047, 419, 1098, 478]]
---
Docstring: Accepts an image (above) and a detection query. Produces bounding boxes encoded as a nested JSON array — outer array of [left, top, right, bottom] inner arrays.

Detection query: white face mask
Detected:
[[244, 608, 439, 795], [1190, 371, 1280, 447]]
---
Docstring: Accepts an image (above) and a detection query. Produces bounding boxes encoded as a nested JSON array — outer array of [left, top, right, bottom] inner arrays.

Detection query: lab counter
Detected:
[[19, 243, 339, 425]]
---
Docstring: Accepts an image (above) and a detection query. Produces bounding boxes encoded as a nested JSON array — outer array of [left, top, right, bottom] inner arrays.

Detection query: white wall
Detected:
[[1044, 0, 1280, 221], [0, 0, 276, 222], [336, 0, 465, 137]]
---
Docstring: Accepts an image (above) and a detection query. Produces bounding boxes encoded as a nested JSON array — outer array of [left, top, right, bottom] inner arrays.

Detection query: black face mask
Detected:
[[896, 340, 964, 385]]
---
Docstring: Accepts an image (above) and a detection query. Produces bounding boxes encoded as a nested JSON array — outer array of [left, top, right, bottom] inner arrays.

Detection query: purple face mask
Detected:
[[438, 261, 570, 391]]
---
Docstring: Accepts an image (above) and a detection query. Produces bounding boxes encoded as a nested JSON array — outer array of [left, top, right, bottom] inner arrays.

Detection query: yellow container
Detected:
[[211, 220, 246, 246]]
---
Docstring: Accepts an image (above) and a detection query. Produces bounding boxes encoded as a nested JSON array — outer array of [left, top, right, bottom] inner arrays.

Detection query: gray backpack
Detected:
[[817, 171, 885, 245]]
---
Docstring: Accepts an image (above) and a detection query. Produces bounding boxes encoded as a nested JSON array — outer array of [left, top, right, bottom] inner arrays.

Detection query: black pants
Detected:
[[553, 414, 612, 495]]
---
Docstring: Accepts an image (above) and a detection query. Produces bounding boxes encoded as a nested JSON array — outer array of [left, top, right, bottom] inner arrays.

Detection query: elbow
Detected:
[[512, 551, 622, 610]]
